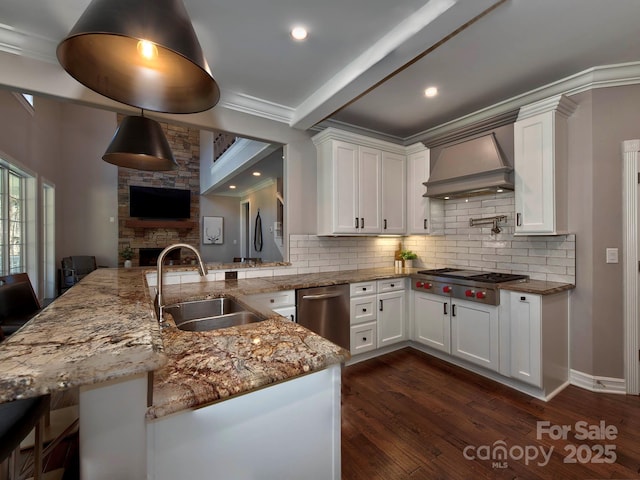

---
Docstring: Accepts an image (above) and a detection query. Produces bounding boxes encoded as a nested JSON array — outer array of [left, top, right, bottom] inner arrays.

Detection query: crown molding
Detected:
[[0, 23, 58, 64], [406, 61, 640, 146], [218, 90, 295, 125]]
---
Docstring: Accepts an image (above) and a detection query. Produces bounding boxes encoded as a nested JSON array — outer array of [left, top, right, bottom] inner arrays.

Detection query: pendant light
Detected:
[[57, 0, 220, 114], [102, 114, 178, 171]]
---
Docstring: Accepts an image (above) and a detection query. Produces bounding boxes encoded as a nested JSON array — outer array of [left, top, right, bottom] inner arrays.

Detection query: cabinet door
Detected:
[[332, 141, 360, 233], [357, 146, 382, 234], [514, 112, 555, 234], [407, 149, 431, 234], [381, 151, 406, 234], [450, 300, 499, 372], [378, 290, 406, 347], [413, 292, 450, 353], [509, 293, 542, 387]]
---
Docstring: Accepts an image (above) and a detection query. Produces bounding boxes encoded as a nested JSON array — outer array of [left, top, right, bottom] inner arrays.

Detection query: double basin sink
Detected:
[[163, 297, 264, 332]]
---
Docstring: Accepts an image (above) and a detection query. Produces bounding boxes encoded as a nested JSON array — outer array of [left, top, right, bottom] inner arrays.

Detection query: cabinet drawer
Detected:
[[350, 296, 377, 324], [350, 321, 377, 354], [350, 282, 377, 296], [248, 290, 295, 308], [377, 278, 405, 293]]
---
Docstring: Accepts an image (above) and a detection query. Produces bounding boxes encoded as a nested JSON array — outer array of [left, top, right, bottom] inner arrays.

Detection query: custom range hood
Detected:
[[419, 112, 518, 199], [423, 133, 513, 199]]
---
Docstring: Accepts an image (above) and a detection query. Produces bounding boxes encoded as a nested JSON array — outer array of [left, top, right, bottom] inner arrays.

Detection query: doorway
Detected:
[[240, 200, 251, 258]]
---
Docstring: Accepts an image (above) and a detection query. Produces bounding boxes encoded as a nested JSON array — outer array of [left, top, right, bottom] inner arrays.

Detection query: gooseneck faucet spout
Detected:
[[155, 243, 208, 324]]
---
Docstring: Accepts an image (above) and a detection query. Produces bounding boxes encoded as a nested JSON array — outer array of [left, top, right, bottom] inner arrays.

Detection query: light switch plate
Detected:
[[606, 248, 618, 264]]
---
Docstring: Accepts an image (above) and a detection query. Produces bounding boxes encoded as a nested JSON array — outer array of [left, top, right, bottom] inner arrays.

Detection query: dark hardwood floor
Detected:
[[341, 348, 640, 480]]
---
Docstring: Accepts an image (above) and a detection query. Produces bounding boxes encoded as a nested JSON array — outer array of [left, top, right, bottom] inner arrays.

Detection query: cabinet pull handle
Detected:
[[290, 315, 295, 322], [443, 303, 448, 315], [362, 336, 367, 341], [452, 304, 456, 317], [355, 217, 359, 228], [360, 217, 364, 229], [520, 296, 526, 301], [516, 212, 522, 226], [390, 283, 395, 287], [362, 308, 367, 312], [424, 219, 428, 230], [384, 219, 387, 230], [363, 287, 367, 291], [379, 300, 383, 312]]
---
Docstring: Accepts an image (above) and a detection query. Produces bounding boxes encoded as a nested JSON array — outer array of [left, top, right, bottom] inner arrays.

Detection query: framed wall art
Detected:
[[203, 216, 223, 244]]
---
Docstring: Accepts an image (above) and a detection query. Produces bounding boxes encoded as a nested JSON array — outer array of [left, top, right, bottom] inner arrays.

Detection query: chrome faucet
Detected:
[[155, 243, 208, 324]]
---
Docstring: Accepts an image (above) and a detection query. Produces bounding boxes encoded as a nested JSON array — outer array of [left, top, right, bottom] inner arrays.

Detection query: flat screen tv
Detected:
[[129, 185, 191, 219]]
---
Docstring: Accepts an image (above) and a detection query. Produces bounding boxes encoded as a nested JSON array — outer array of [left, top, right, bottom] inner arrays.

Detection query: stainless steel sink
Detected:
[[163, 298, 264, 332]]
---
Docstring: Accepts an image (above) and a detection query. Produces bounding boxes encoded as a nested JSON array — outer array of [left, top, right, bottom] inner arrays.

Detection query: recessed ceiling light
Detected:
[[291, 26, 308, 41], [252, 171, 261, 176], [229, 185, 236, 189], [424, 86, 438, 98]]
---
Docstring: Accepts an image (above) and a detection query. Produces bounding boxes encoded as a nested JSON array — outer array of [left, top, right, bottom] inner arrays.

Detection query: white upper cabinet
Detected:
[[313, 128, 406, 236], [381, 151, 406, 234], [406, 144, 443, 235], [514, 95, 576, 235]]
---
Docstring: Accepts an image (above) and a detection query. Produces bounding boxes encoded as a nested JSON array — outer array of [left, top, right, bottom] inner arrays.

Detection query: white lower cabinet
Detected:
[[350, 282, 378, 355], [412, 292, 499, 372], [450, 299, 499, 372], [349, 279, 406, 354], [377, 280, 406, 347], [505, 290, 569, 393], [248, 290, 296, 322], [413, 291, 450, 353], [509, 292, 542, 386]]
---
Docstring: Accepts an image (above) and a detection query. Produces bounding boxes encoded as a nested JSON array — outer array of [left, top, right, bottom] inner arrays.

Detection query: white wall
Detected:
[[200, 195, 241, 263]]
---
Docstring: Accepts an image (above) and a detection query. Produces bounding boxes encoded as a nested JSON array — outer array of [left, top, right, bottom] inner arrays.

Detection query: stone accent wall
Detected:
[[117, 118, 201, 267]]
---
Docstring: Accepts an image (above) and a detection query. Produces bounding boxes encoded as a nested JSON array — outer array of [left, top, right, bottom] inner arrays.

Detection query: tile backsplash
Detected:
[[290, 192, 576, 284]]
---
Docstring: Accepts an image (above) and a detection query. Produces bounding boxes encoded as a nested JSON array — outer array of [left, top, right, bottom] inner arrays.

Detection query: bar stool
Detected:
[[0, 395, 50, 480]]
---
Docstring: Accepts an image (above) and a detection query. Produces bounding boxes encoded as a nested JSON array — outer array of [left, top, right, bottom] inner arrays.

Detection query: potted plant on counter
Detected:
[[120, 246, 135, 268], [400, 250, 417, 268]]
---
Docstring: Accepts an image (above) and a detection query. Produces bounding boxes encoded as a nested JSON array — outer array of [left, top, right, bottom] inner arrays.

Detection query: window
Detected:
[[0, 163, 27, 275]]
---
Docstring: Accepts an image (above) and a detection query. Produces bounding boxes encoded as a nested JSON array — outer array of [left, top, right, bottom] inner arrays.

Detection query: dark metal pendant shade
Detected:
[[57, 0, 220, 114], [102, 115, 178, 171]]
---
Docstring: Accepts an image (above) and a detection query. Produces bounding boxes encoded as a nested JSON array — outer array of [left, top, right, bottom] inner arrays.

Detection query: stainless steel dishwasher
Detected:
[[296, 284, 350, 350]]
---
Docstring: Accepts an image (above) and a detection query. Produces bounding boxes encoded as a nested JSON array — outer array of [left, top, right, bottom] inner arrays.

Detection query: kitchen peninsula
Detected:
[[0, 264, 573, 479], [0, 266, 353, 479]]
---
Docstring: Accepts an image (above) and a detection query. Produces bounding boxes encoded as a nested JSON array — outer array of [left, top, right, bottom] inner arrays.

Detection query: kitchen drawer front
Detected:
[[350, 295, 377, 325], [248, 290, 295, 308], [350, 281, 377, 297], [377, 278, 405, 293], [350, 321, 377, 354]]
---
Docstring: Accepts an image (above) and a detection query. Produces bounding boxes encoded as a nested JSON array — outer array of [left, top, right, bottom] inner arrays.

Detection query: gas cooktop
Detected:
[[416, 268, 528, 284]]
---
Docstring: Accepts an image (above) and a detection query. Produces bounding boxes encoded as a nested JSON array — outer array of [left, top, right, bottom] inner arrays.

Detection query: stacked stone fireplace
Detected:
[[117, 118, 201, 267]]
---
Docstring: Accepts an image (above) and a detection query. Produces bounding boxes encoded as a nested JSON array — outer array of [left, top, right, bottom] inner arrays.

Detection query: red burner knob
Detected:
[[476, 291, 487, 299], [443, 285, 452, 293], [424, 283, 433, 290], [415, 281, 424, 288], [465, 289, 475, 297]]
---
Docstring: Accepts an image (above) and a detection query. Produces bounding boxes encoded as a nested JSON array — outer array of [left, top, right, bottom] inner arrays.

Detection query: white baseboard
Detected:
[[570, 369, 626, 394]]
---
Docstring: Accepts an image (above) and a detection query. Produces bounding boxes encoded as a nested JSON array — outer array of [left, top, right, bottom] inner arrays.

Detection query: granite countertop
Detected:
[[0, 264, 574, 414], [497, 279, 575, 295], [0, 268, 166, 403]]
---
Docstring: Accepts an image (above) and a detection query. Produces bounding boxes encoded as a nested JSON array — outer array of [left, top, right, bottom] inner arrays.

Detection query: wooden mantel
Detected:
[[124, 220, 197, 230]]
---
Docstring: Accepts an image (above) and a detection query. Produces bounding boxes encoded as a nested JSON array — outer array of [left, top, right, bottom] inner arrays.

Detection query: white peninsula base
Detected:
[[147, 364, 342, 480], [80, 364, 342, 479]]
